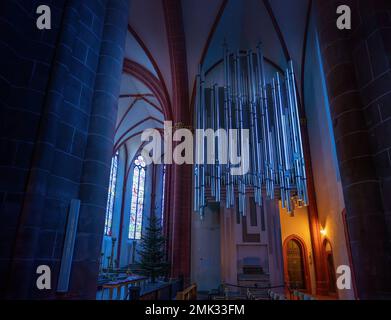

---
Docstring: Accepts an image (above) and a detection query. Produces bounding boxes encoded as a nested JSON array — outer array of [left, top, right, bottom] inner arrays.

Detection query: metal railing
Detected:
[[213, 283, 286, 300], [125, 278, 184, 301]]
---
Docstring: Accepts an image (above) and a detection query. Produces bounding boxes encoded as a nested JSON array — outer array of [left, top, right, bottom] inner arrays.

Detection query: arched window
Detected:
[[161, 165, 166, 227], [104, 151, 119, 236], [128, 155, 146, 240]]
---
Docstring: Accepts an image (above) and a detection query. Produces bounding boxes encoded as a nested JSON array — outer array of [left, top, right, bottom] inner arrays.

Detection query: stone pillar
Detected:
[[73, 0, 130, 299], [315, 0, 391, 299], [4, 0, 80, 299], [354, 0, 391, 261], [163, 0, 192, 284]]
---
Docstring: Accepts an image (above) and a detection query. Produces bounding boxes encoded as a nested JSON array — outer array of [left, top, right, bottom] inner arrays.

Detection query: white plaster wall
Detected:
[[264, 198, 285, 291], [215, 197, 285, 290], [191, 204, 222, 292]]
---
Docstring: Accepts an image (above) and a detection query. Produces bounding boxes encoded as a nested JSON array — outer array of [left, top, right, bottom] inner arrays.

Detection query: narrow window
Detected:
[[128, 156, 146, 240]]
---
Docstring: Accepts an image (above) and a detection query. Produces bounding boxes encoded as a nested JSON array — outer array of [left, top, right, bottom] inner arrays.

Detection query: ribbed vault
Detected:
[[117, 0, 312, 173]]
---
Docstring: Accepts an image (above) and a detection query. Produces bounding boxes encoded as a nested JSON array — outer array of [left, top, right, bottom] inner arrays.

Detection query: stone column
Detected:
[[315, 0, 391, 299], [73, 0, 130, 299], [4, 0, 80, 299], [163, 0, 192, 284]]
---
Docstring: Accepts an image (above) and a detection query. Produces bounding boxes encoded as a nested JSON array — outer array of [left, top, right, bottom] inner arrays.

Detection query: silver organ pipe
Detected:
[[256, 45, 272, 200], [194, 45, 308, 216], [247, 51, 261, 206], [210, 85, 216, 199], [200, 69, 206, 218], [286, 61, 308, 205], [223, 45, 231, 208], [214, 84, 221, 203], [236, 52, 246, 215], [271, 78, 285, 208], [227, 50, 235, 208], [194, 71, 200, 213]]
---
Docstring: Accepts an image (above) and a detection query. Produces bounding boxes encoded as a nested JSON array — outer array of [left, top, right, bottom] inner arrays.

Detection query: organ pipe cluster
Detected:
[[194, 44, 308, 217]]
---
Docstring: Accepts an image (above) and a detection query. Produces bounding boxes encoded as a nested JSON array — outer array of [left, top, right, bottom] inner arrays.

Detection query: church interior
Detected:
[[1, 0, 391, 301]]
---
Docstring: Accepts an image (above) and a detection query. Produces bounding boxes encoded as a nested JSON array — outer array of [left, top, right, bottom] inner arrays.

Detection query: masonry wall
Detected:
[[315, 0, 391, 299], [0, 0, 129, 299], [0, 0, 65, 296]]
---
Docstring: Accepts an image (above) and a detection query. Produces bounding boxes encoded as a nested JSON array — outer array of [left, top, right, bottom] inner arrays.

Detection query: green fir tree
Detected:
[[137, 214, 169, 283]]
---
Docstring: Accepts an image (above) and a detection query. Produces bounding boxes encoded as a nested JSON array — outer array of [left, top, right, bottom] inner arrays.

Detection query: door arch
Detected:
[[283, 235, 311, 293]]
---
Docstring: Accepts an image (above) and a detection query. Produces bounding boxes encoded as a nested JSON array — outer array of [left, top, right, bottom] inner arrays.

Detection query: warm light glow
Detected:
[[320, 228, 327, 236]]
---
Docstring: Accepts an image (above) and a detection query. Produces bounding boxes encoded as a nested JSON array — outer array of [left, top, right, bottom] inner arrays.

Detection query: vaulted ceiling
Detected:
[[116, 0, 313, 169]]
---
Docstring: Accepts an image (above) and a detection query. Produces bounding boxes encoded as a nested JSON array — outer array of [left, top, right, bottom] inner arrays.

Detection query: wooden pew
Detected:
[[101, 275, 148, 300], [176, 283, 197, 300]]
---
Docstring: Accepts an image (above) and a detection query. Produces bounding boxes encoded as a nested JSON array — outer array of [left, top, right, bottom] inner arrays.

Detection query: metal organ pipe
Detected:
[[256, 45, 273, 200], [236, 52, 246, 215], [223, 46, 231, 208], [247, 51, 261, 206], [194, 44, 309, 217], [210, 85, 216, 199], [214, 84, 221, 203], [194, 72, 200, 213], [228, 52, 235, 208], [200, 69, 206, 217], [271, 78, 285, 208]]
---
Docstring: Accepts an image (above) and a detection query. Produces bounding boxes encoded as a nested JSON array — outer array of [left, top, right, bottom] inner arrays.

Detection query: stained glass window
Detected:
[[161, 165, 166, 227], [128, 155, 146, 240], [104, 151, 119, 236]]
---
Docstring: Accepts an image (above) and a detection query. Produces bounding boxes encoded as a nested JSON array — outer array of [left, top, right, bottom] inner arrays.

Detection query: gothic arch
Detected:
[[123, 58, 172, 121], [283, 235, 312, 293]]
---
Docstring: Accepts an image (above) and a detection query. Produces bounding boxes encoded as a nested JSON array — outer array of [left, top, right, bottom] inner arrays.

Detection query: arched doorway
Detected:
[[323, 239, 337, 296], [283, 236, 311, 293]]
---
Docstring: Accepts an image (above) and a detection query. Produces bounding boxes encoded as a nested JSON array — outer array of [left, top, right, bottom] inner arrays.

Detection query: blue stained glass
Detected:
[[128, 156, 146, 240], [104, 151, 119, 236], [161, 165, 166, 227]]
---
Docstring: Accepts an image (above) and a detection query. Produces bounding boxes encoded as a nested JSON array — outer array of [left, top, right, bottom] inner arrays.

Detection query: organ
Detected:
[[194, 44, 308, 216]]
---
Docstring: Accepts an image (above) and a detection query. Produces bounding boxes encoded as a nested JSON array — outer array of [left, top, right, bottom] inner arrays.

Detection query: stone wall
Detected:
[[0, 0, 129, 299], [315, 0, 391, 299]]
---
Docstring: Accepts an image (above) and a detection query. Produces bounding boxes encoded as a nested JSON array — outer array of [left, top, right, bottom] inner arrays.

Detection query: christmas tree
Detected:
[[137, 214, 169, 283]]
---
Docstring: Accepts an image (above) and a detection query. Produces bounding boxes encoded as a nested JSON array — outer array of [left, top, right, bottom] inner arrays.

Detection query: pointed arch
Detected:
[[283, 235, 312, 293], [128, 155, 147, 240], [123, 59, 172, 121]]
